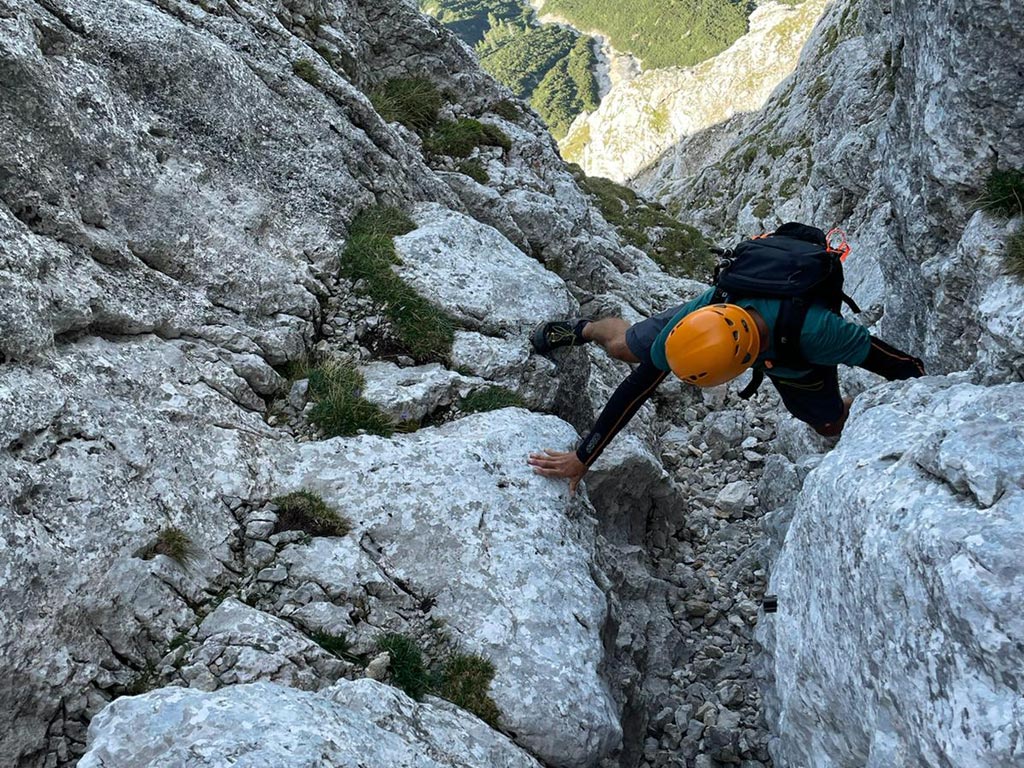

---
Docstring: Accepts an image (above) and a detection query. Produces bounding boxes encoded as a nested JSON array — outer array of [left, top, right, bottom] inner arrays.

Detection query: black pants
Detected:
[[769, 366, 846, 431]]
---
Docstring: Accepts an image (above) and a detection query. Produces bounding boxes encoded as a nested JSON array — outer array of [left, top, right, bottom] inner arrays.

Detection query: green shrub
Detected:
[[490, 98, 521, 121], [377, 633, 431, 700], [273, 490, 352, 536], [369, 77, 443, 134], [459, 386, 525, 413], [753, 198, 773, 219], [779, 176, 800, 199], [978, 169, 1024, 218], [1005, 231, 1024, 281], [139, 527, 195, 565], [438, 653, 501, 727], [292, 59, 321, 86], [305, 361, 395, 437], [425, 118, 511, 157], [342, 206, 455, 362], [310, 630, 365, 663], [456, 158, 490, 183]]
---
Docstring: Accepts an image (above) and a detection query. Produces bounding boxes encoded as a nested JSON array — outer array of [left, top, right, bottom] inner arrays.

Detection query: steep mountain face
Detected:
[[562, 0, 827, 182], [2, 1, 1022, 768]]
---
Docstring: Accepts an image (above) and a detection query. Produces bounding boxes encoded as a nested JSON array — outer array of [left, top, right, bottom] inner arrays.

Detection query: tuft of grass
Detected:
[[578, 174, 714, 281], [490, 99, 520, 122], [456, 158, 489, 184], [292, 59, 321, 87], [459, 386, 525, 413], [377, 633, 431, 701], [305, 361, 395, 438], [348, 205, 415, 239], [310, 630, 366, 664], [425, 118, 511, 158], [273, 490, 352, 536], [1005, 231, 1024, 281], [342, 206, 455, 362], [369, 77, 443, 134], [139, 527, 195, 565], [439, 653, 501, 727], [977, 169, 1024, 218], [752, 199, 773, 219], [375, 632, 503, 725]]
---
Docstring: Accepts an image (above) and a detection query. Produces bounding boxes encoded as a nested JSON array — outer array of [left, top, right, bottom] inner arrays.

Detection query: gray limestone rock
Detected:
[[761, 378, 1024, 768], [271, 409, 622, 767], [79, 680, 542, 767]]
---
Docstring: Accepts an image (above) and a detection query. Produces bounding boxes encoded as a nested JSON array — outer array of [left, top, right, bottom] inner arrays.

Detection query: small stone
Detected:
[[256, 564, 288, 583], [287, 379, 309, 410], [715, 480, 752, 515], [396, 356, 415, 367], [685, 599, 711, 617], [740, 436, 758, 450], [364, 652, 390, 681], [245, 520, 276, 540], [248, 540, 276, 568]]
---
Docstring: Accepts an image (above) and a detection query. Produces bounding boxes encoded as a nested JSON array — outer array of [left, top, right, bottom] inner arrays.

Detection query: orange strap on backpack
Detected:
[[826, 227, 851, 262]]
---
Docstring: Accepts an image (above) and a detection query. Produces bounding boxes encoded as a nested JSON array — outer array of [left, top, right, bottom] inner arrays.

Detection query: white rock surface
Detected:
[[394, 204, 575, 336], [80, 680, 542, 767], [178, 599, 344, 691], [271, 408, 621, 767], [761, 377, 1024, 768], [359, 361, 484, 421]]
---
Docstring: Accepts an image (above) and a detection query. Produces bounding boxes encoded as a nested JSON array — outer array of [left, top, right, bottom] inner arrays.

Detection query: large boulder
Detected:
[[79, 679, 542, 767], [270, 408, 622, 767], [761, 377, 1024, 767]]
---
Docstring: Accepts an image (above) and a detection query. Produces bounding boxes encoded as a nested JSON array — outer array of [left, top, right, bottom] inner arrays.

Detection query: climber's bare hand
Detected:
[[528, 448, 586, 495]]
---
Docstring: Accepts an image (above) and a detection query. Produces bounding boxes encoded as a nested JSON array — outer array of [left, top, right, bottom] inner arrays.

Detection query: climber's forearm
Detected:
[[575, 362, 667, 466], [858, 336, 926, 380]]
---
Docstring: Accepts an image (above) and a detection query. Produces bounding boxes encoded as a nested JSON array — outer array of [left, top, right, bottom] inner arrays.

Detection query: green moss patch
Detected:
[[456, 158, 489, 183], [305, 361, 395, 438], [341, 206, 455, 362], [139, 527, 195, 565], [273, 490, 352, 536], [438, 652, 501, 727], [369, 77, 443, 134], [376, 633, 501, 726], [459, 386, 525, 413], [1005, 231, 1024, 281], [579, 174, 714, 282], [978, 169, 1024, 218], [425, 118, 511, 158], [292, 59, 321, 87]]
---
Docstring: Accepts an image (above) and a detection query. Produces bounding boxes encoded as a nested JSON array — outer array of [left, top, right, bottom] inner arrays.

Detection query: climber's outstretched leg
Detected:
[[531, 318, 639, 363]]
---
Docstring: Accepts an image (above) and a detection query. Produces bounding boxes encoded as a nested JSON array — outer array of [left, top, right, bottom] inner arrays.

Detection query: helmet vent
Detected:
[[742, 352, 752, 364], [732, 330, 739, 340], [724, 317, 735, 326], [741, 319, 749, 332]]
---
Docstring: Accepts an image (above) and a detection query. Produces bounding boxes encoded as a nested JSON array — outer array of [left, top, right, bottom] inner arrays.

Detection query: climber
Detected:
[[526, 223, 925, 493]]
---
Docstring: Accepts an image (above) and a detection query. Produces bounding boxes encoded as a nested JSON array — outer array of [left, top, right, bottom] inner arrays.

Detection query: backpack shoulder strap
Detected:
[[772, 297, 812, 367]]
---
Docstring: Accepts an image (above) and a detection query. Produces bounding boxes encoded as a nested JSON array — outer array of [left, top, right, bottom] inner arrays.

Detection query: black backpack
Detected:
[[710, 222, 861, 398]]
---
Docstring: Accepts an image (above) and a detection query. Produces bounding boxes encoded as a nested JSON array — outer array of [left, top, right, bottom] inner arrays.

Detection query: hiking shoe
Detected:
[[530, 319, 589, 354]]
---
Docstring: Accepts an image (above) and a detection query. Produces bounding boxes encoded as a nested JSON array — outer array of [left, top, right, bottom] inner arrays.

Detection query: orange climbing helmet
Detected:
[[664, 304, 760, 387]]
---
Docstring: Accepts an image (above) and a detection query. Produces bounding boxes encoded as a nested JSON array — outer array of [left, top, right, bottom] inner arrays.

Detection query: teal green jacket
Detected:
[[649, 288, 871, 379]]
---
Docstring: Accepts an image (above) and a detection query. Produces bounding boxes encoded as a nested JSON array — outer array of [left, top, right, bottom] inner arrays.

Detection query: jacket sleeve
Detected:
[[858, 336, 926, 379], [576, 361, 668, 466]]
